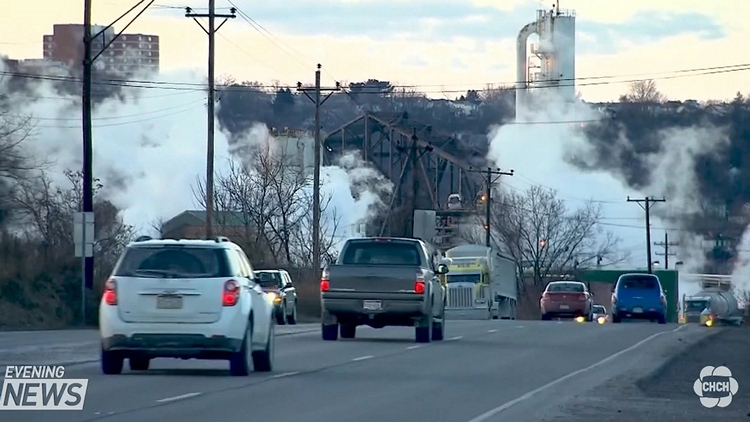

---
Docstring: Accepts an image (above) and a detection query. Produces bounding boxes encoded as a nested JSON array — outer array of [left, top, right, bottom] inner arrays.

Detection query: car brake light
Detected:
[[103, 278, 117, 305], [611, 294, 617, 305], [222, 280, 240, 306], [660, 296, 667, 306], [541, 292, 550, 300], [414, 281, 425, 294]]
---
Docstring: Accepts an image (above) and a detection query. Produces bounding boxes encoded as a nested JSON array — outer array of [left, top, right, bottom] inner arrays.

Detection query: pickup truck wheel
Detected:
[[340, 324, 356, 339], [286, 303, 297, 325], [229, 324, 253, 376], [415, 317, 432, 343], [322, 323, 338, 341], [252, 322, 274, 372]]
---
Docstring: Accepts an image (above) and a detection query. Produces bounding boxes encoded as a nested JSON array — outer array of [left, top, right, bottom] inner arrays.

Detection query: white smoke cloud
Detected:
[[486, 89, 728, 298], [1, 63, 390, 246]]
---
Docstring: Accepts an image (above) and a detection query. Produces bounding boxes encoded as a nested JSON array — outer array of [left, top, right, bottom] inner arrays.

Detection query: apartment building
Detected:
[[42, 24, 159, 75]]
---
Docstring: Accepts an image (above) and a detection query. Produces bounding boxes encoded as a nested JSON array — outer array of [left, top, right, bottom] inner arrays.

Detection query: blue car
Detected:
[[611, 273, 667, 324]]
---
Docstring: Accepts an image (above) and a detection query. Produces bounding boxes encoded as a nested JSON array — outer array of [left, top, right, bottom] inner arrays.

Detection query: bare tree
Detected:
[[479, 185, 627, 287], [192, 140, 342, 267], [620, 79, 666, 103]]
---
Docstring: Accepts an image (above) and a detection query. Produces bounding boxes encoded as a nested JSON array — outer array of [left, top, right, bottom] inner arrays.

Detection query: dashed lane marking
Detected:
[[448, 336, 463, 341], [406, 345, 421, 350], [351, 355, 374, 362], [271, 371, 299, 379], [488, 329, 498, 333], [155, 392, 202, 403]]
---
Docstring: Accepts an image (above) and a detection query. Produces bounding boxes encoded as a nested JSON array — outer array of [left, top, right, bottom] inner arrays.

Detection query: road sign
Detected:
[[73, 212, 95, 258]]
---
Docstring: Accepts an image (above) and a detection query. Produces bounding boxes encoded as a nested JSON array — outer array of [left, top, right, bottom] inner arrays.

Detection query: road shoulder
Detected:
[[542, 325, 747, 422]]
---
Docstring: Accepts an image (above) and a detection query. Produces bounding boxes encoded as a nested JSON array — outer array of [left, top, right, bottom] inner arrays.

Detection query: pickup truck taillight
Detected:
[[320, 268, 330, 292], [414, 281, 425, 294]]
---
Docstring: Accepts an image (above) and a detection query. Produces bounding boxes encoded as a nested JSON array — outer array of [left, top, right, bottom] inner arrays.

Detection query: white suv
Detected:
[[99, 236, 275, 376]]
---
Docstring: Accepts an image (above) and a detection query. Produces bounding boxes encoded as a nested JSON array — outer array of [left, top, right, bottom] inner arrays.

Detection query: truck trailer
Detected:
[[682, 276, 743, 326], [441, 244, 519, 319]]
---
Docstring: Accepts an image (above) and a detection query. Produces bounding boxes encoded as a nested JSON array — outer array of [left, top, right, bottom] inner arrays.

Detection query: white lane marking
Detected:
[[271, 371, 299, 379], [466, 325, 686, 422], [155, 392, 202, 403], [448, 336, 463, 341], [352, 355, 374, 361], [407, 345, 421, 350], [488, 329, 498, 333]]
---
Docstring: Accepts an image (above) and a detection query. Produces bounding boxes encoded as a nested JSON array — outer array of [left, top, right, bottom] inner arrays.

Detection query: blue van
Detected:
[[611, 273, 667, 324]]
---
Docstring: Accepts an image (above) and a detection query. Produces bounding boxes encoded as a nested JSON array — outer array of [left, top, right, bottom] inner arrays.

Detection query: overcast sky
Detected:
[[2, 0, 748, 102]]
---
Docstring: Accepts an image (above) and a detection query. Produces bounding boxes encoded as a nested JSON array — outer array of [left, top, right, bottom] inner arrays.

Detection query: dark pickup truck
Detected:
[[320, 237, 448, 343]]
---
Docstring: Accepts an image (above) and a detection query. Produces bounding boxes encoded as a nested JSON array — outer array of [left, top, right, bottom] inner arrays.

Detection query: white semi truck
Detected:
[[682, 276, 743, 326], [441, 244, 519, 319]]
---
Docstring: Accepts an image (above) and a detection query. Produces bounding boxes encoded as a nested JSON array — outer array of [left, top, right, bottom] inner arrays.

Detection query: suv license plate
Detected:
[[633, 307, 643, 313], [157, 295, 183, 309], [363, 300, 382, 311]]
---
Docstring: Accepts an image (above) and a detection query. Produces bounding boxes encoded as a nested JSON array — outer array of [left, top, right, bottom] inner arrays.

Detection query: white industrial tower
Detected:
[[515, 1, 576, 114]]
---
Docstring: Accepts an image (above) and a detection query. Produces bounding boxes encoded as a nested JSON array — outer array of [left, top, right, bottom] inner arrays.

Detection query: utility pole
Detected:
[[627, 196, 666, 273], [468, 167, 514, 247], [654, 231, 678, 269], [297, 65, 340, 274], [79, 0, 154, 324], [185, 3, 236, 238]]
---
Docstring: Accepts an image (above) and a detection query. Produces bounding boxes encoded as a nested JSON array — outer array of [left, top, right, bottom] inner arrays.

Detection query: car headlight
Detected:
[[597, 316, 606, 324], [575, 316, 585, 323], [266, 292, 278, 304]]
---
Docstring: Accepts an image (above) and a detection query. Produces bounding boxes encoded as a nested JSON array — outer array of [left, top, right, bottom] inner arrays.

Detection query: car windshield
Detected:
[[447, 274, 481, 284], [686, 300, 707, 312], [620, 276, 658, 290], [114, 246, 228, 278], [547, 283, 584, 292], [593, 306, 606, 313], [342, 241, 421, 265], [256, 271, 282, 288]]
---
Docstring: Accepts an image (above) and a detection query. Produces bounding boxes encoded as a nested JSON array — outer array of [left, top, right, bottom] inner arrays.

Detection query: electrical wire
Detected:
[[3, 62, 748, 95]]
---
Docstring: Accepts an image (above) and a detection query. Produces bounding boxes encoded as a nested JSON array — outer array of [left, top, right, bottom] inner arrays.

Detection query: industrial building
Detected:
[[516, 2, 576, 113], [43, 24, 159, 75]]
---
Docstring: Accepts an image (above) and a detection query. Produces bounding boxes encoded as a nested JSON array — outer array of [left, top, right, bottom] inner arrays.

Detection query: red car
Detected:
[[540, 281, 594, 321]]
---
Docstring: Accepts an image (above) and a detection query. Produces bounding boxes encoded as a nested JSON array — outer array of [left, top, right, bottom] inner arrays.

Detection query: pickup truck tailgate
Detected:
[[327, 265, 419, 293]]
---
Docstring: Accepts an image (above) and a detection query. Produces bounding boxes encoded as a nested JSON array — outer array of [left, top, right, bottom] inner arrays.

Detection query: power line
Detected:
[[3, 62, 749, 94], [467, 167, 514, 247]]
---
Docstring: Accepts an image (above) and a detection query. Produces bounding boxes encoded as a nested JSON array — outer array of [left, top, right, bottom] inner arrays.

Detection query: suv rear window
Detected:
[[619, 276, 659, 290], [547, 283, 584, 292], [341, 241, 421, 265], [114, 246, 230, 278], [256, 271, 282, 288]]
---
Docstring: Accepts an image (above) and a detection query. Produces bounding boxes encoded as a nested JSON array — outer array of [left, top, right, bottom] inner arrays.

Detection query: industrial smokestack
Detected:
[[515, 21, 538, 117]]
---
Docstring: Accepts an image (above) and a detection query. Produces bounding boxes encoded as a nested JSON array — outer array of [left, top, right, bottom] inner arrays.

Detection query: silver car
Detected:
[[592, 304, 608, 323]]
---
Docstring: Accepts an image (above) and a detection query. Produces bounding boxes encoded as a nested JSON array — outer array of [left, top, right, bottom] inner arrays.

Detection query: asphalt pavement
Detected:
[[0, 319, 713, 422]]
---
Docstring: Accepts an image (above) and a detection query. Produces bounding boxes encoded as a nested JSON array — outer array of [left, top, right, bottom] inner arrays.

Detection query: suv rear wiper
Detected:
[[133, 269, 180, 278]]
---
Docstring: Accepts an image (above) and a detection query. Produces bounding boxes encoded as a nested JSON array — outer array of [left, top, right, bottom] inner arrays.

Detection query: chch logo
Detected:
[[693, 365, 739, 408]]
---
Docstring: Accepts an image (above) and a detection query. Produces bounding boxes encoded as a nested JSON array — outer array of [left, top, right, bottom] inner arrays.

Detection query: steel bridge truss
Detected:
[[324, 112, 482, 237]]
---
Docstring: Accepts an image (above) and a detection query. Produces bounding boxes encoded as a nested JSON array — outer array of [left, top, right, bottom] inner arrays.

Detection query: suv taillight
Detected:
[[222, 280, 240, 306], [660, 296, 667, 306], [320, 268, 330, 292], [611, 294, 617, 305], [103, 278, 117, 305]]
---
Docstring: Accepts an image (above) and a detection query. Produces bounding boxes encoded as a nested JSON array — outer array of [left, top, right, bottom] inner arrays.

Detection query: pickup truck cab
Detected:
[[320, 237, 448, 343]]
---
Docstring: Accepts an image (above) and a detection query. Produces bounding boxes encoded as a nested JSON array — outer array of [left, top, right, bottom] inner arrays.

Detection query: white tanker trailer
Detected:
[[682, 276, 743, 326]]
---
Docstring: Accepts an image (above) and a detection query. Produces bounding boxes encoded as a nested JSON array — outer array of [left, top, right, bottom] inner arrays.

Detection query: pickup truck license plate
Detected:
[[633, 307, 643, 313], [559, 304, 569, 310], [156, 295, 183, 309], [363, 300, 382, 311]]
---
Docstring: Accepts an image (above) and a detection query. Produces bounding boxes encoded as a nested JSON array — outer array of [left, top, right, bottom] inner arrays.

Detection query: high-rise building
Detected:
[[42, 24, 159, 75]]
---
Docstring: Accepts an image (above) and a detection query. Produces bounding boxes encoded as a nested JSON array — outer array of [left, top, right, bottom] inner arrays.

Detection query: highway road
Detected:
[[1, 320, 711, 422]]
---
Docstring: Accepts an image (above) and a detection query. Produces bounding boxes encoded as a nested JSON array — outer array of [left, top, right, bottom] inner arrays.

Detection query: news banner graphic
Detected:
[[0, 366, 88, 410], [693, 365, 739, 408]]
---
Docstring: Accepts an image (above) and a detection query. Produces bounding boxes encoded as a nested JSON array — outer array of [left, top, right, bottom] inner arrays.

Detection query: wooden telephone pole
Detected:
[[185, 2, 236, 237], [297, 65, 340, 274], [627, 196, 666, 273], [654, 231, 678, 269], [468, 167, 514, 247]]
